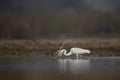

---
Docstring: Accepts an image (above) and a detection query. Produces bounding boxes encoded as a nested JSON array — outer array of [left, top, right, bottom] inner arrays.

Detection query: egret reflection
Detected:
[[58, 58, 90, 74]]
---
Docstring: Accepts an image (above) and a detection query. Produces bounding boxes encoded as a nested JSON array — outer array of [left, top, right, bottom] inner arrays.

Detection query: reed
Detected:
[[0, 39, 120, 56]]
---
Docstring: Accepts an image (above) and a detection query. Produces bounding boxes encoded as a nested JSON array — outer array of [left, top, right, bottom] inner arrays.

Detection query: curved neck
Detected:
[[63, 50, 72, 56]]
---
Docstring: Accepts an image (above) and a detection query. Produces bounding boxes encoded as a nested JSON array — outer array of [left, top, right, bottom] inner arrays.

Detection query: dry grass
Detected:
[[0, 39, 120, 56]]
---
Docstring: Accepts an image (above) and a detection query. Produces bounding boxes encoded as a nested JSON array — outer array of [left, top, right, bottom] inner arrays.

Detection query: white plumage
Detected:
[[58, 47, 90, 58]]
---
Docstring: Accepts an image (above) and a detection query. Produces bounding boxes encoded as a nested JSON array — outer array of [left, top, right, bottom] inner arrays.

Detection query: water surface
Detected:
[[0, 56, 120, 80]]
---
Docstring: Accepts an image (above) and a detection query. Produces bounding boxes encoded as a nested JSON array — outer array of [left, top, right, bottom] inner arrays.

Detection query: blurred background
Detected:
[[0, 0, 120, 39]]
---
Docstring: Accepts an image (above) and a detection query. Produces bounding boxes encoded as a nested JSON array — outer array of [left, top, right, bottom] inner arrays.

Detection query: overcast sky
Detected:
[[0, 0, 120, 13]]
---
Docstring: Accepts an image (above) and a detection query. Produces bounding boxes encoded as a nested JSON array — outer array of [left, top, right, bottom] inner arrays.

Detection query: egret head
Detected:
[[60, 49, 67, 54], [57, 49, 66, 57]]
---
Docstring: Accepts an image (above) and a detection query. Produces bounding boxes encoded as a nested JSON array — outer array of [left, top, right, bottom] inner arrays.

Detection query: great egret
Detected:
[[58, 47, 90, 58]]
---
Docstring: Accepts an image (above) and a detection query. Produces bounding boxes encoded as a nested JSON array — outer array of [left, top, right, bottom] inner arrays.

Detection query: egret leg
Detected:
[[76, 54, 79, 59]]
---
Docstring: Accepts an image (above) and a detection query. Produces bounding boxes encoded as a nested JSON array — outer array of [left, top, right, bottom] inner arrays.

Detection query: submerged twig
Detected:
[[59, 40, 73, 50]]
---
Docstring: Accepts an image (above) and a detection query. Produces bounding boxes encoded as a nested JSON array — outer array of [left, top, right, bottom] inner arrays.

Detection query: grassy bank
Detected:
[[0, 39, 120, 56]]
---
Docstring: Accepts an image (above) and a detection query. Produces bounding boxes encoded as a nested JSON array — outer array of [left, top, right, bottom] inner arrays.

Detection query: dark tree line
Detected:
[[0, 12, 120, 39]]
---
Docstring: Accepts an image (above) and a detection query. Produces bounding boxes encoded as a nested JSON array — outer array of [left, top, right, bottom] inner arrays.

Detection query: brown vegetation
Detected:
[[0, 39, 120, 56]]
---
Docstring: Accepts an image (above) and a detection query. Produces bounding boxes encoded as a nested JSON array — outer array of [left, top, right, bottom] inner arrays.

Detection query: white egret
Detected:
[[58, 47, 90, 59]]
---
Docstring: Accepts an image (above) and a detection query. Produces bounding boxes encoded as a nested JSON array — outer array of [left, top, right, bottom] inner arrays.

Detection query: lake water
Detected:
[[0, 56, 120, 80]]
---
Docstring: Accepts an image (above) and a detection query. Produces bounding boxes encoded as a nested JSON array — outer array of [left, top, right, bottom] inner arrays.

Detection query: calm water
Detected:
[[0, 56, 120, 80]]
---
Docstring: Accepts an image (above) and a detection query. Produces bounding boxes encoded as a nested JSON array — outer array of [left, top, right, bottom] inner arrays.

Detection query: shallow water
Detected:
[[0, 56, 120, 80]]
